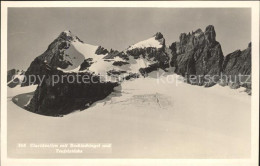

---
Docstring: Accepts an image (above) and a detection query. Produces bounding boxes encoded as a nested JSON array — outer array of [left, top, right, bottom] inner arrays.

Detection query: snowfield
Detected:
[[7, 73, 251, 158], [127, 36, 163, 50]]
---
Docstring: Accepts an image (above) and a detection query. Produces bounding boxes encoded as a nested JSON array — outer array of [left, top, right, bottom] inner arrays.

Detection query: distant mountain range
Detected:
[[7, 25, 251, 116]]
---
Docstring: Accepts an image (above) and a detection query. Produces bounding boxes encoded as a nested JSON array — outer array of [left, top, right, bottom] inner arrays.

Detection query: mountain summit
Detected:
[[169, 25, 224, 86]]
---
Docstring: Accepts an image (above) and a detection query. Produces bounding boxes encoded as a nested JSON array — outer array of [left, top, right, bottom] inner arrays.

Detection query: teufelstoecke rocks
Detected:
[[21, 31, 79, 86], [221, 42, 251, 94], [169, 25, 224, 86]]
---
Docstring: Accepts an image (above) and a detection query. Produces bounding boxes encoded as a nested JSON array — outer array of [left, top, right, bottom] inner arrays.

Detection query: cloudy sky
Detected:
[[8, 8, 251, 70]]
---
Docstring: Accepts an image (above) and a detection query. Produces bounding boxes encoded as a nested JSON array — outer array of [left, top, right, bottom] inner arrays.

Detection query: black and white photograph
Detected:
[[1, 1, 259, 166]]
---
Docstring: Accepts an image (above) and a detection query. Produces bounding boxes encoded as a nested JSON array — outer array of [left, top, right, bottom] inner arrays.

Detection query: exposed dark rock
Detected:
[[103, 49, 129, 60], [104, 59, 113, 62], [154, 32, 165, 50], [25, 67, 118, 116], [169, 25, 224, 86], [221, 43, 251, 94], [169, 42, 178, 67], [79, 58, 94, 71], [112, 61, 129, 66], [139, 63, 168, 77], [75, 36, 84, 43], [107, 69, 127, 76], [8, 78, 21, 88], [21, 31, 80, 86], [154, 32, 163, 40], [124, 73, 140, 80], [127, 47, 170, 73], [205, 25, 216, 45], [7, 69, 25, 88], [95, 46, 109, 55], [7, 69, 19, 82]]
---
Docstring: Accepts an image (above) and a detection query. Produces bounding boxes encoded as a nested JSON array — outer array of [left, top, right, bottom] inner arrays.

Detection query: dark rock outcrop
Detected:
[[124, 73, 140, 80], [107, 69, 127, 76], [154, 32, 165, 49], [21, 31, 77, 86], [169, 25, 251, 93], [126, 32, 171, 75], [7, 69, 25, 88], [103, 49, 129, 60], [95, 46, 109, 55], [19, 31, 121, 116], [139, 63, 168, 77], [79, 58, 94, 71], [7, 69, 19, 82], [221, 43, 251, 94], [25, 66, 118, 116], [112, 61, 129, 66], [169, 25, 224, 86]]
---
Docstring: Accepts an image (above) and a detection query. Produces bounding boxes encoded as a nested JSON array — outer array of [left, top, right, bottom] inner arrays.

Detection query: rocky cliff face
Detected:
[[7, 69, 19, 82], [24, 64, 118, 116], [169, 25, 251, 93], [95, 46, 109, 55], [221, 43, 251, 94], [103, 49, 129, 60], [19, 31, 121, 116], [21, 31, 75, 86], [169, 25, 224, 86]]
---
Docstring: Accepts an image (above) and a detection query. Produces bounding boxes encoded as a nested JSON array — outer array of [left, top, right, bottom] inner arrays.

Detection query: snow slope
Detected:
[[7, 72, 251, 158], [127, 36, 163, 50], [127, 56, 152, 73], [57, 32, 165, 79], [59, 40, 130, 78]]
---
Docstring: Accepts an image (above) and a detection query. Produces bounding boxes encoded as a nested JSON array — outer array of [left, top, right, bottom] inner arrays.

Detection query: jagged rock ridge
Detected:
[[169, 25, 224, 86], [221, 42, 251, 94]]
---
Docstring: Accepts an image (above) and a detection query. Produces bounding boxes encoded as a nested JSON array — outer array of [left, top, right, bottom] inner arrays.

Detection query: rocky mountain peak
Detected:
[[58, 30, 74, 41], [57, 30, 84, 43], [95, 46, 109, 55], [169, 25, 224, 86], [248, 42, 251, 48], [154, 32, 164, 40], [205, 25, 216, 43], [192, 28, 204, 37], [193, 28, 203, 34], [179, 33, 189, 46]]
